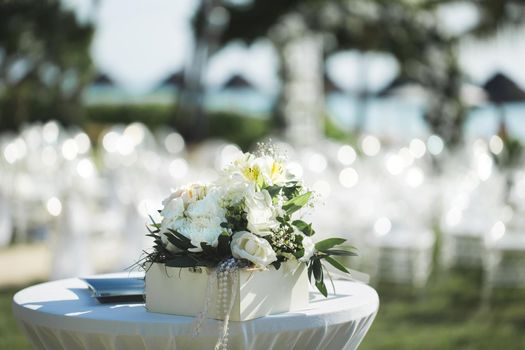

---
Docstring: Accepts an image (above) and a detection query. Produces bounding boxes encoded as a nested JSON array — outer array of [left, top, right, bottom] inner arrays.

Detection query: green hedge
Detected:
[[85, 105, 272, 150]]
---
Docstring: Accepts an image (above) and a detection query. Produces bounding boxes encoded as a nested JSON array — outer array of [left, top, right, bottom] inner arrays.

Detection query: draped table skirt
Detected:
[[13, 273, 379, 350]]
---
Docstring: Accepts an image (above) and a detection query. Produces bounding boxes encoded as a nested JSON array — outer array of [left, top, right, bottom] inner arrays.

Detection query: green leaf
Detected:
[[324, 256, 350, 274], [200, 243, 216, 256], [281, 182, 300, 198], [164, 255, 199, 268], [293, 248, 305, 259], [266, 185, 281, 198], [307, 262, 313, 282], [312, 258, 323, 283], [166, 234, 187, 251], [315, 280, 328, 297], [324, 249, 358, 257], [166, 230, 195, 250], [148, 215, 161, 229], [292, 220, 315, 236], [168, 229, 196, 250], [283, 192, 312, 214], [217, 233, 231, 257], [315, 238, 346, 252]]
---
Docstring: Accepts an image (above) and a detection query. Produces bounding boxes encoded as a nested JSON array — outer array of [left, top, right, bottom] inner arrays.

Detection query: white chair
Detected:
[[50, 194, 94, 280], [0, 193, 12, 247], [483, 217, 525, 303], [365, 223, 435, 288]]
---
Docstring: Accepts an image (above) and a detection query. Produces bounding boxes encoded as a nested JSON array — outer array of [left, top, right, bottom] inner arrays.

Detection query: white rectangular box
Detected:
[[145, 262, 309, 321]]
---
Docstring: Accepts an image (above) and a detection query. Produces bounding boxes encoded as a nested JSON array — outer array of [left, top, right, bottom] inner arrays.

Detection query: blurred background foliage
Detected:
[[1, 0, 524, 147], [0, 0, 93, 130]]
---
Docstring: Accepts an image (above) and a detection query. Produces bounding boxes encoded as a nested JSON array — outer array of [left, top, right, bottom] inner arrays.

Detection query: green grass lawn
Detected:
[[0, 286, 31, 350], [361, 269, 525, 350], [2, 269, 525, 349]]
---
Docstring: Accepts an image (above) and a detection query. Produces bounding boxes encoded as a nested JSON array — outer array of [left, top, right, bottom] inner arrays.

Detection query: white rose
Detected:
[[162, 183, 207, 207], [216, 175, 250, 206], [231, 231, 277, 267], [177, 188, 227, 252], [161, 196, 184, 221], [245, 189, 279, 236]]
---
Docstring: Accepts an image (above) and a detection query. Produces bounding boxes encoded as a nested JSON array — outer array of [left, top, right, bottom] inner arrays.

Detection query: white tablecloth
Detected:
[[13, 273, 379, 350]]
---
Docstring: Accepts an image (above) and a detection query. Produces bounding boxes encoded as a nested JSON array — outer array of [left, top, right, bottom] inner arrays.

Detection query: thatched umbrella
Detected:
[[377, 76, 427, 102], [483, 72, 525, 105], [223, 74, 255, 90], [93, 73, 113, 86], [483, 72, 525, 133], [161, 71, 185, 88], [324, 72, 344, 94], [482, 72, 525, 194]]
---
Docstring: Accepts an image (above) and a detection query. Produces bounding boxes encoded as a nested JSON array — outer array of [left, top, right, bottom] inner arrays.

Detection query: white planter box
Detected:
[[145, 262, 309, 321]]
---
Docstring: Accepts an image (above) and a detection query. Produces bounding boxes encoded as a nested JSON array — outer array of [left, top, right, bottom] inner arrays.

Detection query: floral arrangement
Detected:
[[144, 149, 356, 296]]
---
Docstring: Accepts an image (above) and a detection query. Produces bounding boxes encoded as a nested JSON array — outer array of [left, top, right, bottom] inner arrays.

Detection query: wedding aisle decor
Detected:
[[142, 147, 356, 349]]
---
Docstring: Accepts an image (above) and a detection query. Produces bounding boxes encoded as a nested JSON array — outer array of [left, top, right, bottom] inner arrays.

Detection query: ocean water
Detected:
[[327, 93, 525, 142]]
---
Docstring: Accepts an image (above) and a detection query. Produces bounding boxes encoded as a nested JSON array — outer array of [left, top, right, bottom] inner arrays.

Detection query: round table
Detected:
[[13, 274, 379, 350]]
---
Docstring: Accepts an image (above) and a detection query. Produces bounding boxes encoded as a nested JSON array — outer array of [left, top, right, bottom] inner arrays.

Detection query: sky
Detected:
[[61, 0, 525, 95]]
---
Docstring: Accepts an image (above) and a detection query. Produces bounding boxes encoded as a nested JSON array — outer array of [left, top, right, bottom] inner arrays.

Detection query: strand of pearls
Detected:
[[215, 258, 238, 350], [192, 268, 216, 337]]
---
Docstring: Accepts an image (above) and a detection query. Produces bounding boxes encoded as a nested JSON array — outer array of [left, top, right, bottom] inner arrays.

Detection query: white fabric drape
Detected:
[[13, 275, 379, 350]]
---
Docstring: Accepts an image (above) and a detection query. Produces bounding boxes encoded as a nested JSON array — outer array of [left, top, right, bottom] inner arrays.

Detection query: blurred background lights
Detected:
[[14, 138, 28, 160], [409, 138, 426, 158], [4, 143, 19, 164], [489, 135, 504, 155], [286, 161, 303, 179], [46, 197, 62, 217], [102, 131, 119, 153], [312, 180, 331, 198], [41, 146, 58, 167], [385, 154, 404, 175], [164, 132, 185, 154], [337, 145, 357, 165], [490, 221, 506, 241], [475, 153, 493, 181], [500, 205, 514, 223], [76, 158, 95, 179], [74, 132, 91, 154], [405, 166, 424, 187], [427, 135, 444, 155], [445, 208, 463, 227], [473, 138, 488, 154], [124, 123, 145, 146], [397, 147, 414, 167], [374, 217, 392, 236], [307, 153, 327, 173], [361, 135, 381, 156], [339, 167, 359, 188], [217, 144, 242, 169], [61, 139, 79, 160], [169, 158, 189, 179], [42, 121, 59, 144], [116, 134, 135, 156]]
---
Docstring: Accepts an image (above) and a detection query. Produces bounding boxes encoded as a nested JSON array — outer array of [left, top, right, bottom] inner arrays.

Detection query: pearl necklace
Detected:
[[192, 258, 239, 350]]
